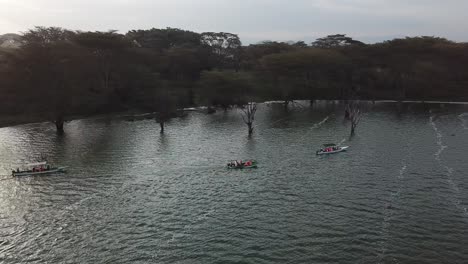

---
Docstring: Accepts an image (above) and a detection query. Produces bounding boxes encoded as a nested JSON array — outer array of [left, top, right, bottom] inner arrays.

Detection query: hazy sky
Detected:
[[1, 0, 467, 44]]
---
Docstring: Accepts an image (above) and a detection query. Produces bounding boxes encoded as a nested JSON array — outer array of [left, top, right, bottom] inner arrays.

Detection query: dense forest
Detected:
[[1, 27, 467, 131]]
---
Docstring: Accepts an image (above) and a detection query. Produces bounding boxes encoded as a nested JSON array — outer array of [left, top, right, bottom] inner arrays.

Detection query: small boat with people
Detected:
[[316, 144, 349, 155], [227, 160, 258, 169], [12, 162, 67, 177]]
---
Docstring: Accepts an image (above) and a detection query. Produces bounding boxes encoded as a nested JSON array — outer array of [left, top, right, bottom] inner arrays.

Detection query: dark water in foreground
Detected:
[[0, 102, 468, 264]]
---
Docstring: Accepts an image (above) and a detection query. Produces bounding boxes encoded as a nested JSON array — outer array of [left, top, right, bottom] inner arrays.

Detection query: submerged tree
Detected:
[[346, 100, 362, 136], [240, 103, 257, 136], [154, 83, 179, 134]]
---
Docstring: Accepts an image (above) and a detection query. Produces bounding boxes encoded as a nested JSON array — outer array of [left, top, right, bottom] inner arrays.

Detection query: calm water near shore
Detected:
[[1, 101, 468, 263]]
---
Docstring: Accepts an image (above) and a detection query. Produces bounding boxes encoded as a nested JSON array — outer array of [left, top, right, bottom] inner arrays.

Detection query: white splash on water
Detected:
[[398, 165, 407, 179]]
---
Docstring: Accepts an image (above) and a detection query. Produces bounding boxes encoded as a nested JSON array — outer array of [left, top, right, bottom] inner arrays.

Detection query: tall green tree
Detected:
[[312, 34, 364, 48], [11, 27, 86, 131], [201, 32, 242, 70], [198, 70, 251, 110], [260, 48, 349, 104], [73, 31, 134, 108]]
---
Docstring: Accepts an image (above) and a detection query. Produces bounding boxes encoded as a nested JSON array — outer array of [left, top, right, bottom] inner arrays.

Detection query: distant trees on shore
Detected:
[[1, 27, 468, 132]]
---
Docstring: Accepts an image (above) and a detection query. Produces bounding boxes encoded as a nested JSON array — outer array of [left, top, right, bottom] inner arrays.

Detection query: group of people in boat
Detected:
[[319, 146, 340, 153], [14, 164, 51, 174], [32, 165, 51, 172], [227, 160, 254, 168], [321, 146, 339, 152]]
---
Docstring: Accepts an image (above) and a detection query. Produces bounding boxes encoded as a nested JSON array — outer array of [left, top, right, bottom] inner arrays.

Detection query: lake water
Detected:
[[0, 101, 468, 263]]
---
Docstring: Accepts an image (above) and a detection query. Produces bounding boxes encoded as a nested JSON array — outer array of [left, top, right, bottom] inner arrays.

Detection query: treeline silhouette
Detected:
[[0, 27, 467, 131]]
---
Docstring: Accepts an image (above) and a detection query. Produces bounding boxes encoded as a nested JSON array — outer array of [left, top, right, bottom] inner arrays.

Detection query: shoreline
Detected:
[[1, 99, 467, 130]]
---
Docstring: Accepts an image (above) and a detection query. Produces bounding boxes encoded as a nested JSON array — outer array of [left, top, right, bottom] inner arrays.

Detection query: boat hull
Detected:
[[227, 165, 258, 169], [12, 167, 67, 177], [316, 146, 349, 155]]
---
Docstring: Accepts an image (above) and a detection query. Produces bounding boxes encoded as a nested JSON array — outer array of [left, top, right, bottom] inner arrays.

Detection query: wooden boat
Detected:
[[12, 162, 67, 177]]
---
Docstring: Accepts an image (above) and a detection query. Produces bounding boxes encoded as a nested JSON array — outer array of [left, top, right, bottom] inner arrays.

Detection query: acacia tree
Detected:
[[13, 27, 84, 132], [201, 32, 242, 70], [312, 34, 364, 48], [73, 31, 134, 108], [126, 27, 202, 51], [241, 103, 257, 136], [198, 70, 250, 110], [259, 48, 348, 106]]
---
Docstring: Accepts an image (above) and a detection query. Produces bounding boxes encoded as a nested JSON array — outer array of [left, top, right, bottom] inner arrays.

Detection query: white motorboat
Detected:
[[316, 144, 349, 155], [12, 162, 67, 177]]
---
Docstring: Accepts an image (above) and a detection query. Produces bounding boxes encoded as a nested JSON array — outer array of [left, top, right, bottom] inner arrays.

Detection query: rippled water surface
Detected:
[[1, 102, 468, 263]]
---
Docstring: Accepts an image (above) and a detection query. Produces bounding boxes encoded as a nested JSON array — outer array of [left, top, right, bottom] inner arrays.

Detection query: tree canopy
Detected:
[[1, 27, 468, 131]]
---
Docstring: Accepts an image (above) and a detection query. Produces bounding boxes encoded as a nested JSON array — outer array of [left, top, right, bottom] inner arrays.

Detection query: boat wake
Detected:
[[430, 115, 448, 162], [64, 195, 96, 211], [337, 138, 347, 146], [312, 116, 330, 129], [458, 113, 468, 130], [430, 114, 468, 218], [296, 115, 331, 147], [378, 158, 408, 263], [167, 208, 217, 245]]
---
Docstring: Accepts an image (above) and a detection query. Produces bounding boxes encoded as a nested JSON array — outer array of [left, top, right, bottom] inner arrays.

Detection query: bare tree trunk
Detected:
[[346, 100, 361, 136], [241, 103, 257, 136], [248, 123, 253, 135], [351, 121, 357, 136], [160, 122, 164, 134], [55, 115, 64, 132]]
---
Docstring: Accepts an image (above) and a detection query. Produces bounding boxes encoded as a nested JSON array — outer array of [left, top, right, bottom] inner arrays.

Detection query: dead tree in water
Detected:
[[346, 100, 362, 136], [241, 103, 257, 135], [55, 115, 65, 132]]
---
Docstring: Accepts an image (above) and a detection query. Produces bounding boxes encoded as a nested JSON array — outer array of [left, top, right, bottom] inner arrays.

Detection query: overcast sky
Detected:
[[1, 0, 467, 44]]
